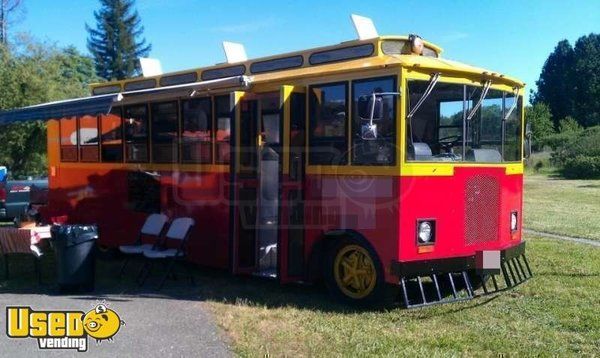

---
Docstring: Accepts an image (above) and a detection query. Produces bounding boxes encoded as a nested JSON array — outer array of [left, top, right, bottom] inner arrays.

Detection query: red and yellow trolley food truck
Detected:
[[0, 26, 531, 306]]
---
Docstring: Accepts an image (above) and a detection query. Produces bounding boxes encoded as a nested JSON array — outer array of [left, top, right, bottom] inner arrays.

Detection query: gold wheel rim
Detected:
[[333, 244, 377, 299]]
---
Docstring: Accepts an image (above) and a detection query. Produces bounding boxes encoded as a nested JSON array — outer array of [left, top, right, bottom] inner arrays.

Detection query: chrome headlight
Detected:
[[417, 220, 436, 245]]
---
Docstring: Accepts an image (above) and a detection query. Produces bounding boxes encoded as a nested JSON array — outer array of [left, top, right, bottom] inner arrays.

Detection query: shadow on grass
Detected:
[[0, 254, 503, 315], [0, 254, 373, 314]]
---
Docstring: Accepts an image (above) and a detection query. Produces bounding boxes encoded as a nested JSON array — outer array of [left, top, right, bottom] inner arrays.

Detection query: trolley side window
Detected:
[[351, 76, 397, 165], [465, 87, 503, 163], [79, 115, 100, 162], [215, 96, 231, 164], [181, 97, 213, 164], [151, 101, 179, 163], [60, 117, 78, 162], [100, 107, 124, 163], [503, 95, 523, 162], [308, 82, 349, 165], [124, 104, 149, 163]]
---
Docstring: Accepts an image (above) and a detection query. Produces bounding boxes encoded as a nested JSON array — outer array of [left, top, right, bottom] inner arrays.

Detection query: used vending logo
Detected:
[[6, 303, 125, 352]]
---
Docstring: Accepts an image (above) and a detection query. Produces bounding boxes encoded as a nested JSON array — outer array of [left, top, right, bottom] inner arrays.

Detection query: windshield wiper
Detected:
[[466, 80, 492, 121], [407, 72, 441, 120], [503, 87, 520, 121]]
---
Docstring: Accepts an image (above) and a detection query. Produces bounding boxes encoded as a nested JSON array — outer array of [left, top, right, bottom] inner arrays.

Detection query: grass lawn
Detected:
[[208, 237, 599, 356], [1, 236, 598, 356], [524, 174, 600, 240]]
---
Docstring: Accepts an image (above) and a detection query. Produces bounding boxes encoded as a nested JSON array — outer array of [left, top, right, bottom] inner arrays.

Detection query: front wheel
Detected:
[[324, 237, 391, 306]]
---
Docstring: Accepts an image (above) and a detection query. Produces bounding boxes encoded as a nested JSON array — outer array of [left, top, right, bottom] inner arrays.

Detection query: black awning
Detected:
[[0, 93, 122, 126], [0, 75, 252, 126]]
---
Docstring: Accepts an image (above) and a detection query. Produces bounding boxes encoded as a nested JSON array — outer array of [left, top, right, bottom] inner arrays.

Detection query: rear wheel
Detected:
[[324, 237, 391, 306]]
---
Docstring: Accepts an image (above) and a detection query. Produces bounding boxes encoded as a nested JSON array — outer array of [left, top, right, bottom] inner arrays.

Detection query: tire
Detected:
[[324, 236, 394, 307]]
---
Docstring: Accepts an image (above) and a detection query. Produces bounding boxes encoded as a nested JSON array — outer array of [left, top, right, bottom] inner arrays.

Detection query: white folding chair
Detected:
[[138, 217, 195, 289], [118, 213, 169, 278]]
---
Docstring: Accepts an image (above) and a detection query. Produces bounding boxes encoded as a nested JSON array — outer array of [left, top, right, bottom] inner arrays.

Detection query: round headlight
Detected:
[[418, 221, 432, 243]]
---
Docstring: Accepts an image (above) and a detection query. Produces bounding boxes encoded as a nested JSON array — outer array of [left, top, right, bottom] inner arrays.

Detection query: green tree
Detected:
[[559, 116, 583, 133], [525, 103, 554, 151], [532, 40, 574, 129], [0, 38, 99, 178], [572, 34, 600, 128], [86, 0, 151, 80]]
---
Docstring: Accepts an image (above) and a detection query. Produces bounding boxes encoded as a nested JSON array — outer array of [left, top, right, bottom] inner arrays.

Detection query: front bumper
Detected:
[[391, 241, 526, 277], [390, 242, 531, 308]]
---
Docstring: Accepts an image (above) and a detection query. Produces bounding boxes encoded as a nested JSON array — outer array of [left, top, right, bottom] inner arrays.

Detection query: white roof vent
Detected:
[[223, 41, 248, 64], [351, 14, 379, 40], [139, 58, 163, 77]]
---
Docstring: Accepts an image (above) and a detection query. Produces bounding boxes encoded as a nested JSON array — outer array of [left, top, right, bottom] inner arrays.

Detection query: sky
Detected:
[[13, 0, 600, 103]]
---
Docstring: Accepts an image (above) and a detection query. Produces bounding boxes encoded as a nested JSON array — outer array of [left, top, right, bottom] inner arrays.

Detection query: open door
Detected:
[[279, 86, 307, 283], [231, 91, 281, 277], [230, 86, 307, 281]]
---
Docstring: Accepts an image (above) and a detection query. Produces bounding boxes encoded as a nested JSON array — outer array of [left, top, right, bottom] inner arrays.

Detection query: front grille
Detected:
[[465, 175, 500, 245]]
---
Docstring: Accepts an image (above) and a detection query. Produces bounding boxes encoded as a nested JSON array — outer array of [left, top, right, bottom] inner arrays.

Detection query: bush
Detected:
[[552, 126, 600, 179], [560, 156, 600, 179]]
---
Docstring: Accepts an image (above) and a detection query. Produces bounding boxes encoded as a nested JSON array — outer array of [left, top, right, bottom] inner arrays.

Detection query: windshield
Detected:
[[406, 80, 523, 163]]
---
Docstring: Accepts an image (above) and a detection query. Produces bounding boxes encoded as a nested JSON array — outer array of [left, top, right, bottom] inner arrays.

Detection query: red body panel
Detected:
[[47, 168, 231, 269], [46, 166, 523, 285]]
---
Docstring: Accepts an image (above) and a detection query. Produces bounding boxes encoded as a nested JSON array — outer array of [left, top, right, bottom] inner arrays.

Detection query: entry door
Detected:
[[279, 86, 307, 283], [232, 92, 281, 276]]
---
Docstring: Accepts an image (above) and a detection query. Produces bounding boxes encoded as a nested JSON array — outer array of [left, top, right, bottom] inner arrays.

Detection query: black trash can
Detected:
[[50, 225, 99, 293]]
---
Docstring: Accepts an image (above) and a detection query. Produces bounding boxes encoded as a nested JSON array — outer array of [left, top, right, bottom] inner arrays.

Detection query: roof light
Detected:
[[409, 34, 424, 55]]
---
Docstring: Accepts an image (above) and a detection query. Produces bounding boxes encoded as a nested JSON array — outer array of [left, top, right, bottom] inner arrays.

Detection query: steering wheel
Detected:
[[438, 134, 462, 153]]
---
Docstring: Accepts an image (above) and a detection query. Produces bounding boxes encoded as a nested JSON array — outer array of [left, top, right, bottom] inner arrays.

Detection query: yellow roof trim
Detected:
[[90, 35, 524, 93]]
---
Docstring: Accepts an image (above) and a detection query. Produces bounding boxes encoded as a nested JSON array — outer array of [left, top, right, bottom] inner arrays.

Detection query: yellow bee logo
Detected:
[[82, 304, 125, 342]]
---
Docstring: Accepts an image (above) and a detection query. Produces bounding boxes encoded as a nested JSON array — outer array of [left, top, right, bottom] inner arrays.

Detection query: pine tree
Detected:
[[532, 40, 574, 129], [86, 0, 151, 81], [572, 34, 600, 128]]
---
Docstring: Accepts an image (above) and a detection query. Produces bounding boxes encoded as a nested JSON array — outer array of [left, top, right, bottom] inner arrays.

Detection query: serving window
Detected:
[[124, 105, 149, 163], [215, 96, 231, 164], [101, 107, 124, 162], [60, 117, 78, 162], [78, 115, 100, 162], [181, 97, 212, 164], [151, 101, 179, 163]]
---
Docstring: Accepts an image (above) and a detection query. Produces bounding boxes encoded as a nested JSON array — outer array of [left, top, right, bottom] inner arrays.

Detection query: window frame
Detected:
[[100, 106, 125, 163], [308, 81, 350, 166], [59, 116, 79, 163], [78, 115, 101, 163], [214, 95, 232, 164], [405, 79, 524, 164], [180, 96, 214, 164], [350, 75, 398, 166], [309, 44, 375, 66], [150, 100, 180, 164], [124, 104, 150, 163]]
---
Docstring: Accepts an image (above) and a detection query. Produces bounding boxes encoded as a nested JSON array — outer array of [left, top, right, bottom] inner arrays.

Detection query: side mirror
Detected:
[[524, 123, 533, 159], [358, 95, 384, 121]]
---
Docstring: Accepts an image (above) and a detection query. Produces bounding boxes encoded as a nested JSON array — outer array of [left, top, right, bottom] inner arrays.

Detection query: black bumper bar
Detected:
[[391, 241, 526, 278]]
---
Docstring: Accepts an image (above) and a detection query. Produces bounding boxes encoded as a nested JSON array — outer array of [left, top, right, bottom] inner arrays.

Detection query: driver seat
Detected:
[[408, 142, 433, 161]]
